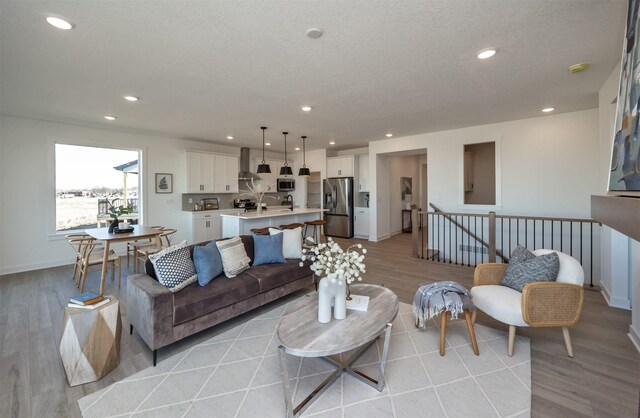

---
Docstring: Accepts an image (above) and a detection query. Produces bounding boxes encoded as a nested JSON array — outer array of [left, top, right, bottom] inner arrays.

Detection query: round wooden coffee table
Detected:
[[275, 284, 399, 417]]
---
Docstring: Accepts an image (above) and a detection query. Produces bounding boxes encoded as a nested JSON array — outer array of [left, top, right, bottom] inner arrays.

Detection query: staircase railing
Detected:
[[411, 206, 602, 287]]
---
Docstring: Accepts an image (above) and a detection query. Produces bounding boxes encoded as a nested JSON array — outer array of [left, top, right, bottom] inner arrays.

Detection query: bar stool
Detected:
[[279, 223, 304, 230], [250, 227, 270, 235], [304, 220, 327, 245]]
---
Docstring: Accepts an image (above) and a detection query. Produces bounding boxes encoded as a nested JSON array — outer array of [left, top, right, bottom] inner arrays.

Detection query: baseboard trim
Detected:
[[601, 284, 612, 305], [629, 325, 640, 355], [371, 234, 391, 242], [0, 258, 71, 276]]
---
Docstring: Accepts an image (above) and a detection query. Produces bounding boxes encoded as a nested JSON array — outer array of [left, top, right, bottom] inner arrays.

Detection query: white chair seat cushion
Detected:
[[470, 285, 529, 327]]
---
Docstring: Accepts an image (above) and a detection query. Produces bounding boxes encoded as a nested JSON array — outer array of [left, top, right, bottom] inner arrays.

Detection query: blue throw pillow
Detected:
[[253, 233, 286, 266], [193, 241, 224, 286]]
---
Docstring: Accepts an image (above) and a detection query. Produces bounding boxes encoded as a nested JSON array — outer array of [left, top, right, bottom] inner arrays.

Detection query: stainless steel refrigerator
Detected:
[[323, 177, 354, 238]]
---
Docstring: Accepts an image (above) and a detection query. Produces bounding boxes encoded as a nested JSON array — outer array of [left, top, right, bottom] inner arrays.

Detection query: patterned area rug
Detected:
[[79, 295, 531, 418]]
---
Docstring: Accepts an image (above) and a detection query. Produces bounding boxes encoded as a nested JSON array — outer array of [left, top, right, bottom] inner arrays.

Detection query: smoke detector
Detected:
[[306, 28, 323, 39], [568, 63, 589, 73]]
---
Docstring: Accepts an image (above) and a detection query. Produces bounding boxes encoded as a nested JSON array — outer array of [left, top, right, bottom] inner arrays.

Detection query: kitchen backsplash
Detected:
[[181, 191, 290, 211]]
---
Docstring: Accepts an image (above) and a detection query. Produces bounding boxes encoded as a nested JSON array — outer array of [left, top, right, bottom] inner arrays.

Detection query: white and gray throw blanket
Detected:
[[413, 281, 470, 329]]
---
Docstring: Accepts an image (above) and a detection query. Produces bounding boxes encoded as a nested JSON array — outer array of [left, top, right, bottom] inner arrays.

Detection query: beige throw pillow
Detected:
[[216, 236, 251, 277]]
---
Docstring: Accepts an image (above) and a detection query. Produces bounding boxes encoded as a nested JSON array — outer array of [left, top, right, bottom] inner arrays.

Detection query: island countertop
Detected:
[[219, 207, 326, 220]]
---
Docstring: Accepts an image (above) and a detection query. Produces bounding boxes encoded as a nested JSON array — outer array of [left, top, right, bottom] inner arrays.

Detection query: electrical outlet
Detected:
[[188, 198, 193, 204]]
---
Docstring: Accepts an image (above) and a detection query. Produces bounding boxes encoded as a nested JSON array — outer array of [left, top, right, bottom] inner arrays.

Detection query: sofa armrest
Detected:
[[127, 274, 174, 351], [473, 263, 508, 286], [521, 282, 584, 327]]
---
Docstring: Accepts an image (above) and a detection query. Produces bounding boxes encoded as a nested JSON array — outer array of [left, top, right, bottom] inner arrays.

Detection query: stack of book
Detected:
[[68, 292, 110, 310]]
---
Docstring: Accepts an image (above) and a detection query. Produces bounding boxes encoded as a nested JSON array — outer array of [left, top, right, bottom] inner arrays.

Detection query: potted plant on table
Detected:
[[108, 200, 134, 233], [301, 238, 367, 323]]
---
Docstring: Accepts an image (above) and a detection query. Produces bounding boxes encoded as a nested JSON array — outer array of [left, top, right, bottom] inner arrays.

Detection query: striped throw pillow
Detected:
[[216, 236, 251, 278]]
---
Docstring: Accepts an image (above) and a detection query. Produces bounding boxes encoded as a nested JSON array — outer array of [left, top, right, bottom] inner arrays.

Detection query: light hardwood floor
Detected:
[[0, 233, 638, 417]]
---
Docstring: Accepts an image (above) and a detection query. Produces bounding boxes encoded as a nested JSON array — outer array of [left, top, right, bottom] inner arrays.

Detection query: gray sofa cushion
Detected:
[[173, 271, 260, 325], [245, 260, 313, 293]]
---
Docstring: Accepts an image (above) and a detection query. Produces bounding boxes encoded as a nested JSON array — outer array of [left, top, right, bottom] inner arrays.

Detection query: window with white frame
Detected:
[[55, 144, 140, 232]]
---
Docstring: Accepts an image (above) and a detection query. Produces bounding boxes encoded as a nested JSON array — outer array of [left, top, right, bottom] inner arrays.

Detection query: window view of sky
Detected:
[[55, 144, 139, 190]]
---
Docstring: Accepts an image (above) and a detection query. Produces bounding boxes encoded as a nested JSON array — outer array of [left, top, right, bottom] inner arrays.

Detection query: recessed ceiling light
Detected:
[[295, 147, 301, 151], [104, 115, 117, 121], [301, 106, 312, 112], [265, 142, 271, 146], [46, 15, 74, 30], [477, 48, 497, 59], [123, 95, 139, 102], [226, 136, 234, 140], [386, 133, 393, 137], [542, 107, 555, 113], [306, 28, 323, 39], [329, 141, 336, 145]]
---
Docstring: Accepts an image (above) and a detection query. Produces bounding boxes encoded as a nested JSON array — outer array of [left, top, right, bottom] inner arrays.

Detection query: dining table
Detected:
[[85, 225, 163, 295]]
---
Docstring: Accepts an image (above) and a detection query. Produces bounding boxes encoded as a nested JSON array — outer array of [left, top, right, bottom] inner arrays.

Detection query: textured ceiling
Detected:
[[0, 0, 627, 151]]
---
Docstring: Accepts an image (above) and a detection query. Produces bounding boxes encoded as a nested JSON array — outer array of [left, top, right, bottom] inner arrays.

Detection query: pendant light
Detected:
[[280, 131, 293, 176], [298, 135, 310, 176], [257, 127, 271, 174]]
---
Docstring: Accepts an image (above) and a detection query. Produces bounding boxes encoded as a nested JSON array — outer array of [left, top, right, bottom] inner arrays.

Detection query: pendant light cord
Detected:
[[283, 132, 288, 166], [302, 135, 307, 167], [261, 126, 267, 164]]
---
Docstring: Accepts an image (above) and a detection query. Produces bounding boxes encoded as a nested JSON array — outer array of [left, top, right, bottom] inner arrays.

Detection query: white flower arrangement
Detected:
[[240, 178, 277, 208], [300, 238, 367, 286]]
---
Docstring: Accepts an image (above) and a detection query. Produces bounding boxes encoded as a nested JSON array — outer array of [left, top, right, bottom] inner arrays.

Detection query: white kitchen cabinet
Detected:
[[188, 209, 240, 244], [186, 151, 215, 193], [327, 155, 354, 177], [190, 212, 219, 244], [187, 151, 238, 193], [358, 155, 369, 192], [214, 154, 239, 193], [354, 207, 370, 239]]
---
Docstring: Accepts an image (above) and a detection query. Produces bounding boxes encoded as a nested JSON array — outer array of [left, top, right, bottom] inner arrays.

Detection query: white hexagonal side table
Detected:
[[59, 296, 122, 387]]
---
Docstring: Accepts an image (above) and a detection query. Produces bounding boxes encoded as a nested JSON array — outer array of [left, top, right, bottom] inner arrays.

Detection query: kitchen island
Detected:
[[221, 208, 325, 236]]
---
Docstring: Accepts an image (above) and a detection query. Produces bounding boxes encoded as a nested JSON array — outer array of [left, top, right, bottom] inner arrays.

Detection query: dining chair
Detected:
[[127, 225, 164, 272], [135, 228, 177, 272], [70, 237, 121, 292]]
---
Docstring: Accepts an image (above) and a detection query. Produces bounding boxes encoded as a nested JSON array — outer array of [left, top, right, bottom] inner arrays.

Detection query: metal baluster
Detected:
[[525, 219, 528, 250], [542, 220, 545, 249], [455, 215, 459, 265], [467, 215, 471, 266], [516, 218, 520, 246], [579, 222, 583, 267], [533, 219, 536, 249], [570, 221, 573, 257], [501, 217, 504, 261], [551, 220, 554, 250], [437, 214, 440, 262], [560, 222, 563, 253], [508, 218, 512, 255], [474, 216, 477, 266], [420, 213, 424, 259], [449, 215, 452, 264], [590, 223, 594, 287]]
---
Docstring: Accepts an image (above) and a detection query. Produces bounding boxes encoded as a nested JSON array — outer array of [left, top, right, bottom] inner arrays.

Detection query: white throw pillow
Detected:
[[269, 227, 303, 259], [149, 240, 198, 292], [216, 236, 251, 277]]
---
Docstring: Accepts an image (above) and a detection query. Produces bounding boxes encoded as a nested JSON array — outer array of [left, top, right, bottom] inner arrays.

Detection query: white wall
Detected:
[[0, 115, 243, 274], [369, 109, 601, 282], [389, 155, 420, 234]]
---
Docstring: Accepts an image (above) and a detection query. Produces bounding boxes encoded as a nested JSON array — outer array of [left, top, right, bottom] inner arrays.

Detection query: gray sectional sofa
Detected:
[[127, 235, 313, 365]]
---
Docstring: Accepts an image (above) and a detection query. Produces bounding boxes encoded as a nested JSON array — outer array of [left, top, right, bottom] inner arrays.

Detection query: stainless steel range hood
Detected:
[[238, 147, 260, 181]]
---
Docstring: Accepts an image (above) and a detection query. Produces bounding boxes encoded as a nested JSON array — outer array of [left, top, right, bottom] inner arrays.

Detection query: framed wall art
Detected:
[[155, 173, 173, 194], [609, 0, 640, 194]]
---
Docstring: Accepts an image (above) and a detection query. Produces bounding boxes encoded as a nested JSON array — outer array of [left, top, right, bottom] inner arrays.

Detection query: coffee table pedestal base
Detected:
[[278, 323, 392, 418]]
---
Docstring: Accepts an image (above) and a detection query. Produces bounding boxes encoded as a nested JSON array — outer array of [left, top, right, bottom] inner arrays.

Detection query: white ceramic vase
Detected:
[[317, 273, 347, 323]]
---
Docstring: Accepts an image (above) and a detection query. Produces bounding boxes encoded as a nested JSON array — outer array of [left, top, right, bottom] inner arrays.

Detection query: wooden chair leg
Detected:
[[471, 307, 477, 325], [508, 325, 516, 357], [117, 257, 122, 287], [439, 313, 447, 356], [464, 309, 479, 355], [562, 327, 574, 358]]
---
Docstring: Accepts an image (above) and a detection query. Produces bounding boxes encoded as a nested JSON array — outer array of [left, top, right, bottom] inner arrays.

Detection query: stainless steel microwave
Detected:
[[277, 178, 295, 192]]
